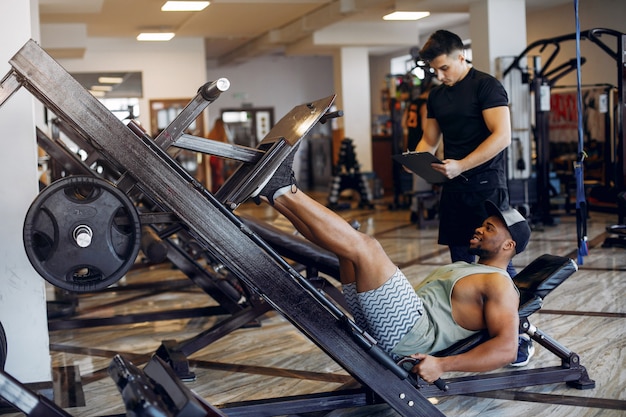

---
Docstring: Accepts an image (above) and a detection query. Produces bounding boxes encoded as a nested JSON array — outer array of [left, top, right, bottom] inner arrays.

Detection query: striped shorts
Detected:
[[343, 269, 424, 354]]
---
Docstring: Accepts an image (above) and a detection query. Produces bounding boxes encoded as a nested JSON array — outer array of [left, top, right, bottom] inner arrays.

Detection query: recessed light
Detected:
[[383, 11, 430, 21], [137, 32, 176, 41], [161, 1, 210, 12]]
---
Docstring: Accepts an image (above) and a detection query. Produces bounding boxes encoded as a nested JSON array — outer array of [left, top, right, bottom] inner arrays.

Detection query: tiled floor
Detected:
[[2, 192, 625, 417]]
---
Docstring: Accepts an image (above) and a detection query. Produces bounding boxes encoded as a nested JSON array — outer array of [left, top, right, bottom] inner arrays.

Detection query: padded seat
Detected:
[[239, 214, 340, 278]]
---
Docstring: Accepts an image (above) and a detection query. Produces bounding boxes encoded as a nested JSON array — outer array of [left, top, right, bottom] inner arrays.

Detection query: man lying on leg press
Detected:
[[250, 150, 531, 384]]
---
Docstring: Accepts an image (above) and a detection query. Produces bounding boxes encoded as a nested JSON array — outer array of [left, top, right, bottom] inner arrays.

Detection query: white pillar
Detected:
[[469, 0, 527, 75], [0, 0, 52, 383], [334, 47, 373, 172]]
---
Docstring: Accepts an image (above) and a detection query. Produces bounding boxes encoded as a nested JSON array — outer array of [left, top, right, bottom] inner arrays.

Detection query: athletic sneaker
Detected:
[[253, 144, 299, 205], [510, 334, 535, 367]]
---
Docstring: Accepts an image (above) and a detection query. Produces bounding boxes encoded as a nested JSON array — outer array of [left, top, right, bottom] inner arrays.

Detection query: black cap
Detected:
[[485, 201, 531, 254]]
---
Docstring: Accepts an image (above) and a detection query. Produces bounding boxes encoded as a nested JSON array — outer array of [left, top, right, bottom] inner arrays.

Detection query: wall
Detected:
[[57, 37, 207, 135], [0, 0, 52, 383], [205, 54, 334, 130], [368, 21, 471, 120], [526, 0, 626, 87]]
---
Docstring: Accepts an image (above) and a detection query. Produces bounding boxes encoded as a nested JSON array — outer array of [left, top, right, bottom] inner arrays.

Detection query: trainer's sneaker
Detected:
[[252, 144, 299, 205], [510, 334, 535, 367]]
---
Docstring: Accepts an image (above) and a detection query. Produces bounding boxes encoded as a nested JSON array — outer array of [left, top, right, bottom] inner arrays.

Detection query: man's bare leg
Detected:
[[269, 189, 397, 292]]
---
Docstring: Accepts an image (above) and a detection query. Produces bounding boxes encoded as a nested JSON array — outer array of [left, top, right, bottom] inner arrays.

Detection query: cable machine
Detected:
[[501, 28, 625, 228]]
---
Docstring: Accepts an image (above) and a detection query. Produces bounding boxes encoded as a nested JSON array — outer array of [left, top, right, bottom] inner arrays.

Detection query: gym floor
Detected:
[[4, 191, 625, 416]]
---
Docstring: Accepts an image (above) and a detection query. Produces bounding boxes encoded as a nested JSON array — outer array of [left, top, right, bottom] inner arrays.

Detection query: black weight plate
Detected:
[[23, 176, 141, 292]]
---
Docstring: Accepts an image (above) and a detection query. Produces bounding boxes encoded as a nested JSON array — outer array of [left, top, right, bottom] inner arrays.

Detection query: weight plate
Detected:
[[23, 176, 141, 292]]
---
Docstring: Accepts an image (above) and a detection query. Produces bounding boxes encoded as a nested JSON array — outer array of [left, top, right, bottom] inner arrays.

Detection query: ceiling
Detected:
[[39, 0, 572, 64], [37, 0, 571, 97]]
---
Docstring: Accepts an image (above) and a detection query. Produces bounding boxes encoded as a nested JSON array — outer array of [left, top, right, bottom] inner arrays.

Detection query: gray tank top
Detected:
[[391, 262, 514, 356]]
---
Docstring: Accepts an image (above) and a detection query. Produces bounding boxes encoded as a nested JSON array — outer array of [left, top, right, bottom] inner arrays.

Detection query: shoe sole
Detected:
[[249, 143, 299, 199]]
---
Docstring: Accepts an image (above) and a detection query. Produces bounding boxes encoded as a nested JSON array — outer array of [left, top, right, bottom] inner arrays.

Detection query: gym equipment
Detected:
[[2, 39, 442, 416], [110, 354, 227, 417], [0, 368, 72, 417], [0, 354, 228, 417], [218, 254, 594, 415], [35, 107, 344, 382], [327, 138, 375, 209], [432, 255, 594, 391], [36, 122, 269, 372], [603, 191, 626, 248], [23, 176, 141, 292], [501, 28, 625, 238], [0, 39, 594, 416]]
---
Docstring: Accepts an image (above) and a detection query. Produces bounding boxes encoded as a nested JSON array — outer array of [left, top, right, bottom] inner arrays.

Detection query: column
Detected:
[[333, 47, 373, 172], [0, 0, 52, 383], [469, 0, 527, 75]]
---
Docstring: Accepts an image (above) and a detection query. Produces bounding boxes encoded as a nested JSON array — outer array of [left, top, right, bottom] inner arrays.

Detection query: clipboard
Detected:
[[392, 152, 449, 184]]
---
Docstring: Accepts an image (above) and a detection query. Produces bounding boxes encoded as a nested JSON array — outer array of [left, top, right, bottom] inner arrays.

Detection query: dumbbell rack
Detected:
[[0, 40, 446, 416]]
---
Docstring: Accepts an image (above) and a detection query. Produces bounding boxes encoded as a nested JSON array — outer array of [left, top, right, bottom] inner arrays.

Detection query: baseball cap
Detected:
[[485, 201, 531, 254]]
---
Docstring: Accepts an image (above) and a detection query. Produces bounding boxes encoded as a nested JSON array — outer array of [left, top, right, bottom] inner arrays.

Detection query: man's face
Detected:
[[428, 50, 467, 86], [468, 216, 512, 258]]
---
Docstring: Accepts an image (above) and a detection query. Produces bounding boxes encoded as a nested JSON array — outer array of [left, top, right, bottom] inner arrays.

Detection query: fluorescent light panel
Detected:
[[383, 11, 430, 21], [98, 76, 124, 84], [161, 1, 210, 11], [90, 85, 113, 91], [137, 32, 176, 41]]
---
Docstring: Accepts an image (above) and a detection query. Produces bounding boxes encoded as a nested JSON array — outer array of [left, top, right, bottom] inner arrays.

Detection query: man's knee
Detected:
[[358, 234, 386, 258]]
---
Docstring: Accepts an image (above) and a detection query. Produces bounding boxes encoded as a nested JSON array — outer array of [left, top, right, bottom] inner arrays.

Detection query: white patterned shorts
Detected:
[[343, 269, 424, 354]]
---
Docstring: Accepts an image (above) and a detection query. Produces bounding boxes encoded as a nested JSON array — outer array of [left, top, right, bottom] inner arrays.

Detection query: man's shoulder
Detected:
[[469, 67, 497, 80], [456, 264, 513, 287]]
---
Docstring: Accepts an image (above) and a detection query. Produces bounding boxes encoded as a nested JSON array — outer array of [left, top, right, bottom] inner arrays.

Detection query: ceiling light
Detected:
[[137, 32, 176, 41], [90, 85, 113, 92], [383, 11, 430, 21], [89, 90, 106, 97], [98, 76, 124, 84], [161, 1, 210, 11]]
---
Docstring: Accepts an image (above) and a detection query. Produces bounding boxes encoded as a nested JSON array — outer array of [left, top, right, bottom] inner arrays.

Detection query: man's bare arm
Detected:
[[415, 117, 442, 154], [430, 106, 512, 179], [411, 274, 520, 382]]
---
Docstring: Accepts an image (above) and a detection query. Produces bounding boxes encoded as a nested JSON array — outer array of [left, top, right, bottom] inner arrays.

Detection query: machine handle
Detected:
[[199, 78, 230, 101], [397, 357, 449, 391]]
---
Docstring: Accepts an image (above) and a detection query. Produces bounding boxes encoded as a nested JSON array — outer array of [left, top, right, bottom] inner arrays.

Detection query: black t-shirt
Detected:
[[427, 68, 509, 191]]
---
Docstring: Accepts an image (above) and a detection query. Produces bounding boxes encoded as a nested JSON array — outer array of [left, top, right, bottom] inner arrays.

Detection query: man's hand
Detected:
[[409, 353, 444, 382], [431, 159, 465, 180]]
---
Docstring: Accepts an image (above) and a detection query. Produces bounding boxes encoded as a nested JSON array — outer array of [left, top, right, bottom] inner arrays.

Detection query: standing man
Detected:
[[416, 30, 534, 366], [416, 29, 514, 274]]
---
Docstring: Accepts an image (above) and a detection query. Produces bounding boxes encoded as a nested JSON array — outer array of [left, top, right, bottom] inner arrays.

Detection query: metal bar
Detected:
[[618, 33, 625, 189], [153, 79, 230, 150], [7, 40, 444, 417], [0, 370, 71, 417], [35, 127, 93, 176], [48, 306, 227, 331], [160, 232, 246, 311], [416, 366, 593, 397], [0, 71, 22, 106], [177, 302, 272, 357], [173, 134, 264, 163], [221, 389, 371, 416]]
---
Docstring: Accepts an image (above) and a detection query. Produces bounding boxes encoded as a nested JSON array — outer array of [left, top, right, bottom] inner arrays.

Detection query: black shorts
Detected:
[[438, 188, 509, 246]]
